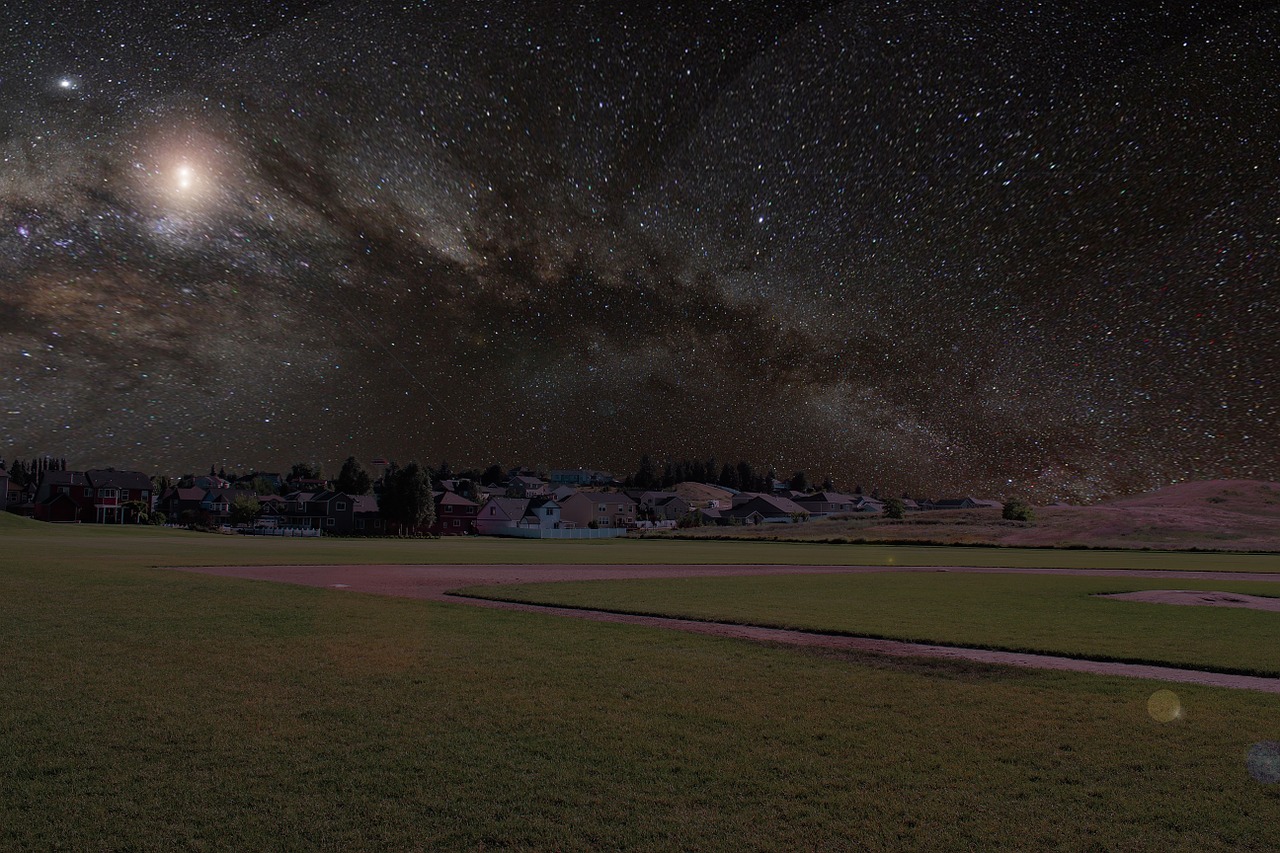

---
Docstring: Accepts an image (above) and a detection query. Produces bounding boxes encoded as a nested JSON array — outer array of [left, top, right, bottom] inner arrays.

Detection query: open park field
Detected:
[[2, 512, 1279, 850]]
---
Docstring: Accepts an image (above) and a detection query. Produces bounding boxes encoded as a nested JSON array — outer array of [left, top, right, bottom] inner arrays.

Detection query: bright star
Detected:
[[176, 165, 195, 191]]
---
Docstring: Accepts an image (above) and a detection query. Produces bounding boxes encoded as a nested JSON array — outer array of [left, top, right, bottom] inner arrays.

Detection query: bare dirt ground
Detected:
[[1099, 589, 1280, 612], [175, 563, 1280, 694]]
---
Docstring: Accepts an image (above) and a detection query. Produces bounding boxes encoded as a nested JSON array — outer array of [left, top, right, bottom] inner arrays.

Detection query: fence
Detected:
[[491, 527, 628, 540], [238, 526, 323, 537]]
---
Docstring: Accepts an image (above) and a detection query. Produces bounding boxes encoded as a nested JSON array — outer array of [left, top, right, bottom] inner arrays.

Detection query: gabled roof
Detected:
[[86, 469, 152, 490], [726, 495, 809, 517], [526, 497, 560, 511], [437, 491, 479, 508], [793, 492, 855, 505], [484, 497, 529, 520]]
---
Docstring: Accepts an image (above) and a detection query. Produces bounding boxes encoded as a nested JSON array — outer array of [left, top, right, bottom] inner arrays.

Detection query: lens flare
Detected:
[[1147, 689, 1182, 723]]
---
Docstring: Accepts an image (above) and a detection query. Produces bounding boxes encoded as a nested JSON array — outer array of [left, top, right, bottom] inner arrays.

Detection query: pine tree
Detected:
[[719, 463, 738, 489], [336, 456, 373, 495], [634, 454, 657, 489]]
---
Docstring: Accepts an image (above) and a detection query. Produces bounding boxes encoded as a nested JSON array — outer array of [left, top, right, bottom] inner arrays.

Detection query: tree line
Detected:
[[627, 453, 838, 494]]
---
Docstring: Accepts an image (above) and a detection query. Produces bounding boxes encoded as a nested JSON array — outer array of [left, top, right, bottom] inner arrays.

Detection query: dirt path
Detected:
[[174, 563, 1280, 694]]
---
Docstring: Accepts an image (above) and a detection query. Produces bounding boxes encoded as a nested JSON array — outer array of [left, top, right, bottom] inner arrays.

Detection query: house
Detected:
[[475, 497, 531, 536], [721, 494, 811, 525], [432, 491, 480, 535], [650, 495, 691, 522], [0, 463, 8, 511], [851, 496, 885, 514], [505, 475, 548, 497], [549, 485, 579, 503], [33, 471, 88, 522], [792, 492, 857, 516], [160, 487, 207, 521], [256, 494, 289, 527], [350, 495, 384, 534], [559, 492, 637, 529], [518, 497, 563, 530], [34, 469, 153, 524], [192, 473, 230, 491]]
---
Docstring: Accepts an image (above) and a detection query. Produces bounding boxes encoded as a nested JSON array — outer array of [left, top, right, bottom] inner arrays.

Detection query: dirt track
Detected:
[[174, 563, 1280, 694]]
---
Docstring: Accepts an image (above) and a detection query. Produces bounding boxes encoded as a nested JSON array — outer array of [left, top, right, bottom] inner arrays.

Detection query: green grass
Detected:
[[2, 522, 1280, 850], [458, 572, 1280, 676], [3, 515, 1280, 573]]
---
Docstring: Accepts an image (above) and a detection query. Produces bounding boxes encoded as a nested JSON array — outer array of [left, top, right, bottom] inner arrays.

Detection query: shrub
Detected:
[[1002, 498, 1035, 522]]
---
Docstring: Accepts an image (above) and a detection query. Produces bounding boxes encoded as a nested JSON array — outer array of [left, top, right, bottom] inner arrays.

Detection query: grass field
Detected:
[[458, 572, 1280, 676], [3, 516, 1280, 850], [4, 511, 1280, 573]]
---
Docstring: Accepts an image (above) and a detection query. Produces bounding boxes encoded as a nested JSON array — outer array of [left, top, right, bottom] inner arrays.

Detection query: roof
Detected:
[[725, 495, 809, 517], [484, 497, 529, 520], [436, 491, 479, 507], [41, 471, 87, 488], [351, 495, 379, 513], [793, 492, 856, 505]]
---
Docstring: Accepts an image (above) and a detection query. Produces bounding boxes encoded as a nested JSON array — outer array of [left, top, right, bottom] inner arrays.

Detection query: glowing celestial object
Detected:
[[175, 165, 195, 191]]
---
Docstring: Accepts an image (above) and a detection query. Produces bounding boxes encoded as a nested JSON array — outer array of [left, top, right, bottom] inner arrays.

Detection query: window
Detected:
[[326, 518, 335, 527], [490, 507, 497, 515], [453, 520, 461, 527], [598, 503, 606, 512], [445, 505, 453, 513], [546, 508, 553, 516], [336, 502, 346, 511], [83, 488, 91, 497], [357, 520, 366, 530]]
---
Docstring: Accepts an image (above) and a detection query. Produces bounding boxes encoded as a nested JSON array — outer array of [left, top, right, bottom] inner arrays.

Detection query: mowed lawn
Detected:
[[3, 512, 1280, 572], [1, 516, 1278, 850], [458, 572, 1280, 677]]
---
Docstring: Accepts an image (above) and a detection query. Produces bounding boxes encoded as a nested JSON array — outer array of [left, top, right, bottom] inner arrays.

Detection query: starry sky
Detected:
[[2, 1, 1276, 500]]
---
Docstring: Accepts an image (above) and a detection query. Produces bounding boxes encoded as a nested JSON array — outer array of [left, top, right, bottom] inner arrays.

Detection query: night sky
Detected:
[[2, 1, 1276, 500]]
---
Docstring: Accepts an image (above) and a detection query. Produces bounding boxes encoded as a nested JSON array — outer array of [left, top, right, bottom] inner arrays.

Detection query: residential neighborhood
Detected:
[[1, 455, 1019, 537]]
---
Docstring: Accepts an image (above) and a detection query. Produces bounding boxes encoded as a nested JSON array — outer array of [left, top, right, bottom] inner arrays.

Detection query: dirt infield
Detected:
[[174, 563, 1280, 694], [1099, 589, 1280, 612]]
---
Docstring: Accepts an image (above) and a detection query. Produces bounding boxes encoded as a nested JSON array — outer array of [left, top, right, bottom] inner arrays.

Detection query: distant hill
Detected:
[[665, 480, 1280, 552]]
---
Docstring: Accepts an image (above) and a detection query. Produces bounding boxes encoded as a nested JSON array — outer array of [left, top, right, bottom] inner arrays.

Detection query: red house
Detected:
[[34, 469, 152, 524], [431, 491, 479, 535]]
